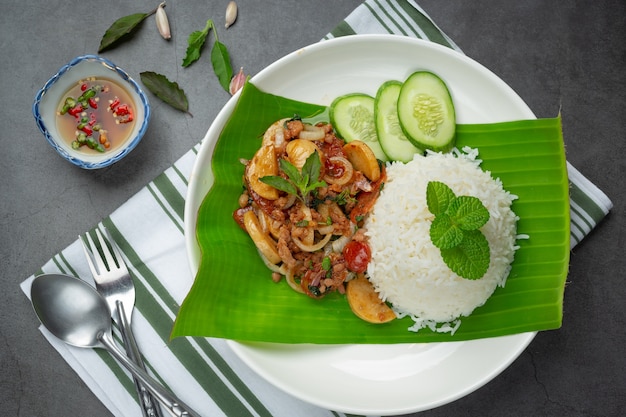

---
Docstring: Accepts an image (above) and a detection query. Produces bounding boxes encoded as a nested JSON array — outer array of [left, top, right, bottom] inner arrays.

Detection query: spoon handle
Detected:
[[99, 332, 202, 417]]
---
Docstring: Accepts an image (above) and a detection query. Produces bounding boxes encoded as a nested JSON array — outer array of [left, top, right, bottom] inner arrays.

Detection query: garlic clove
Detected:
[[225, 1, 238, 29], [156, 2, 171, 40], [229, 67, 247, 95]]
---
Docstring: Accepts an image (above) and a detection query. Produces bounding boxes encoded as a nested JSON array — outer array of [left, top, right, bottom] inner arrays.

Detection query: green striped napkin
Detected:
[[21, 1, 612, 416]]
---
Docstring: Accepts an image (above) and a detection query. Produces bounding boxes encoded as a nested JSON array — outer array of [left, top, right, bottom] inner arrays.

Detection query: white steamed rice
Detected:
[[364, 147, 520, 333]]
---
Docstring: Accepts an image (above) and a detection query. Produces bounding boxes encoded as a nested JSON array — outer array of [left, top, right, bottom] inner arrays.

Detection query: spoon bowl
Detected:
[[30, 273, 200, 417], [31, 273, 110, 348]]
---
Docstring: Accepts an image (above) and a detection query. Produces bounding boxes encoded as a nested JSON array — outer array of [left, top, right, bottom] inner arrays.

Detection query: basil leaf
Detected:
[[211, 40, 233, 92], [140, 71, 189, 114], [259, 175, 298, 195], [182, 19, 213, 67], [301, 151, 322, 187], [99, 12, 151, 52], [279, 158, 303, 187]]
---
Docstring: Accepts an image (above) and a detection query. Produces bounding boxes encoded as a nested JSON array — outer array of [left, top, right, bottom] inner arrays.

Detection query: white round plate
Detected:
[[185, 35, 535, 415]]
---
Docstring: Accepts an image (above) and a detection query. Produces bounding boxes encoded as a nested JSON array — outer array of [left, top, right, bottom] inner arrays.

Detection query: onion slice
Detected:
[[285, 269, 305, 294], [299, 124, 325, 141], [316, 224, 335, 235], [292, 233, 333, 252], [257, 249, 286, 274], [323, 156, 354, 185], [331, 235, 351, 253]]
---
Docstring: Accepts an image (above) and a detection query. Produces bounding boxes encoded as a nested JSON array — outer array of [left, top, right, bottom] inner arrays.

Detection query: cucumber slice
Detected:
[[398, 71, 456, 152], [329, 93, 388, 161], [374, 80, 422, 162]]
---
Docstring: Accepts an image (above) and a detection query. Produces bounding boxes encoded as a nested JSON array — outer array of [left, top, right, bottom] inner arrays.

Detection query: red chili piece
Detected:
[[109, 98, 120, 110], [343, 241, 371, 273], [122, 109, 134, 123], [88, 97, 98, 109], [68, 105, 83, 117], [80, 125, 93, 136], [80, 83, 87, 91], [115, 104, 129, 116]]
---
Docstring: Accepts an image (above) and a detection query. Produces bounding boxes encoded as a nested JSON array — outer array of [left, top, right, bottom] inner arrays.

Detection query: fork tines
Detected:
[[80, 228, 128, 276]]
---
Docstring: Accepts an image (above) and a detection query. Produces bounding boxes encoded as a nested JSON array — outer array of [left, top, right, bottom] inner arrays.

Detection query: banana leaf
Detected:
[[171, 81, 569, 343]]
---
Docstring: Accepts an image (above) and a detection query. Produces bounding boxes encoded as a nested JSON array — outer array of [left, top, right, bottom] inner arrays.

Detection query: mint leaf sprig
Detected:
[[427, 181, 491, 280], [260, 151, 327, 206]]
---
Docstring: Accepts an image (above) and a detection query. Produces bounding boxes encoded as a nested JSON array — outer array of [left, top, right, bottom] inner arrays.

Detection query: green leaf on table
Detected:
[[182, 19, 213, 67], [181, 18, 234, 92], [139, 71, 189, 114], [99, 12, 151, 52], [211, 40, 234, 92]]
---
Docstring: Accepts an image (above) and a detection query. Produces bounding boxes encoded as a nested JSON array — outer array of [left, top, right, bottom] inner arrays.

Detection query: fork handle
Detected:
[[100, 329, 201, 417], [117, 301, 164, 417]]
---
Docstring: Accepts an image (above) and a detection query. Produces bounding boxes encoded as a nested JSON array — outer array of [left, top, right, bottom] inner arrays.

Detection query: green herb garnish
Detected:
[[331, 188, 356, 206], [322, 256, 331, 271], [322, 256, 332, 278], [260, 151, 327, 206], [182, 19, 212, 67], [427, 181, 490, 280], [98, 4, 164, 52], [182, 19, 233, 92], [140, 71, 190, 114], [210, 39, 233, 91]]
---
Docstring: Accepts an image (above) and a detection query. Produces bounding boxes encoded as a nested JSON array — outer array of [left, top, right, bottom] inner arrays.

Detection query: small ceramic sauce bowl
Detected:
[[33, 55, 150, 169]]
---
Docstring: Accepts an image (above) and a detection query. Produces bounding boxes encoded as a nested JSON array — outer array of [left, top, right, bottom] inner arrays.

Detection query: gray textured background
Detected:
[[1, 1, 624, 416]]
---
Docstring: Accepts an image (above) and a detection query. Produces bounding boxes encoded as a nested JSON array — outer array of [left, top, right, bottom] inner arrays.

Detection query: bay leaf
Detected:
[[139, 71, 190, 114], [99, 12, 151, 52], [211, 40, 233, 92]]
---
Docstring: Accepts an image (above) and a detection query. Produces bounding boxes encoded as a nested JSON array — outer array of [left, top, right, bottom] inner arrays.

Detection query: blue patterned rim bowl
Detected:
[[33, 55, 150, 169]]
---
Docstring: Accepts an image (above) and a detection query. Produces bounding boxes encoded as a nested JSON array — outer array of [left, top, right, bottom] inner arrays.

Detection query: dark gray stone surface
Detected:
[[1, 1, 623, 416]]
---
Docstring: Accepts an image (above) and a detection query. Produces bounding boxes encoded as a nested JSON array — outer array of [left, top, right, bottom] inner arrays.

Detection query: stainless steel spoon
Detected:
[[30, 273, 201, 417]]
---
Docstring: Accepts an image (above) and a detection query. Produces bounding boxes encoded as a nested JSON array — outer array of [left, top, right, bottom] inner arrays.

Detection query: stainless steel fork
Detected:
[[81, 228, 163, 417]]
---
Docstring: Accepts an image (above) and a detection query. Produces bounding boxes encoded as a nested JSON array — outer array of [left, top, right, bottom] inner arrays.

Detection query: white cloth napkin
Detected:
[[21, 1, 613, 416]]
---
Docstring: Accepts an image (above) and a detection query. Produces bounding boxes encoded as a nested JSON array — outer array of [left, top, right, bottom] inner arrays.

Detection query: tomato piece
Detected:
[[343, 240, 371, 273]]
